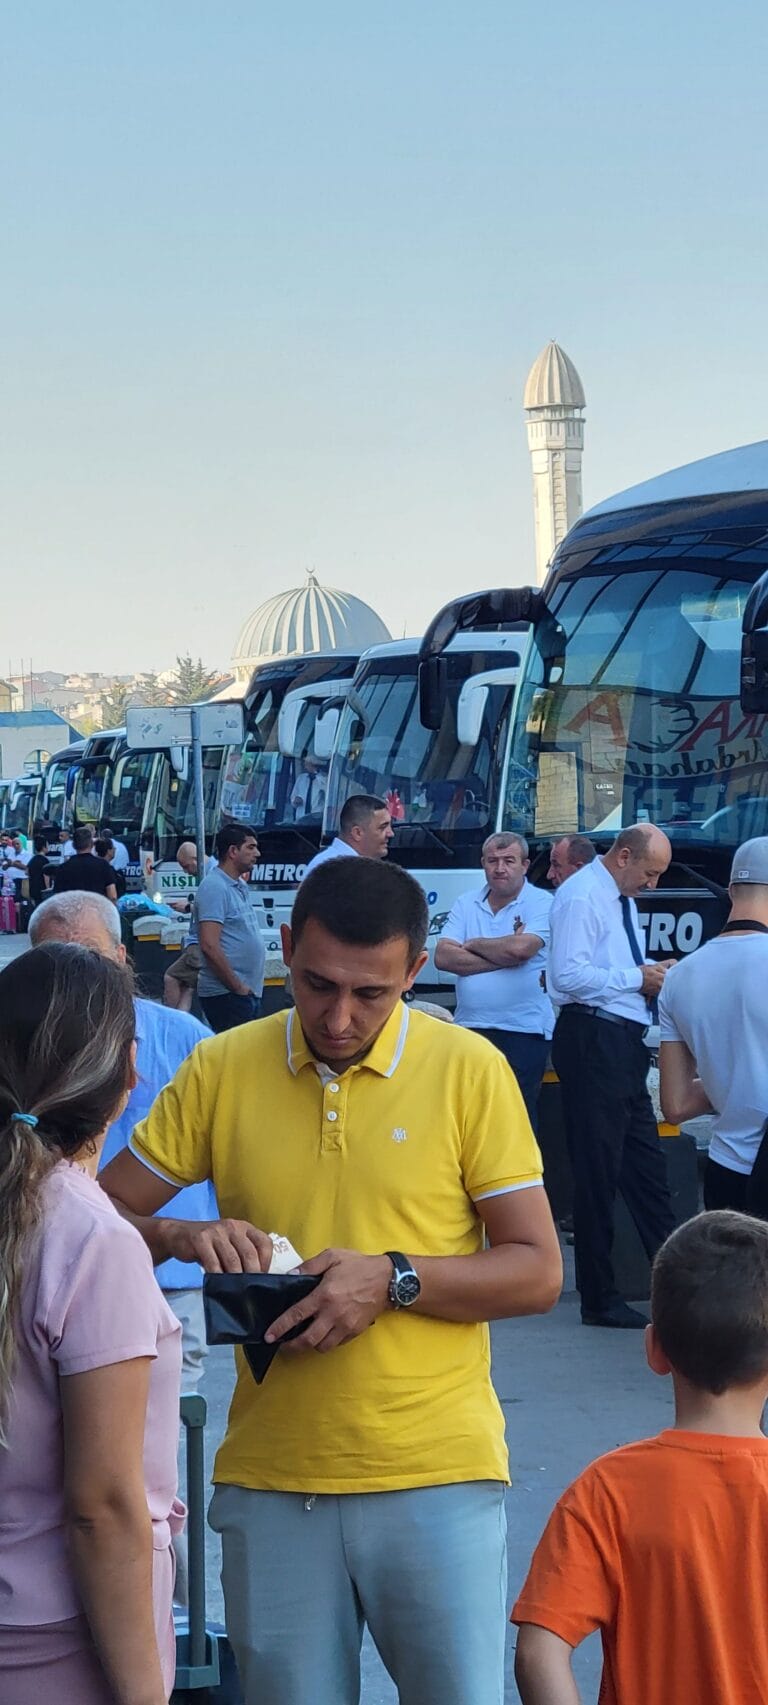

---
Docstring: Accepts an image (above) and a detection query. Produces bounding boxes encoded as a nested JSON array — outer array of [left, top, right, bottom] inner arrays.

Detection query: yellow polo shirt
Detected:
[[131, 1004, 543, 1493]]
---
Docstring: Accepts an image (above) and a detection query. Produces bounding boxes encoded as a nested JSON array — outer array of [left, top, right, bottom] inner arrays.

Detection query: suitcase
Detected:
[[0, 893, 16, 934], [171, 1395, 244, 1703]]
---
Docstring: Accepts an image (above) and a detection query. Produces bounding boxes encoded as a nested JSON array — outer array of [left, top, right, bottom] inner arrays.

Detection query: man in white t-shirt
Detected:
[[301, 794, 393, 880], [659, 835, 768, 1214], [99, 821, 131, 873], [3, 832, 32, 887], [435, 832, 553, 1129]]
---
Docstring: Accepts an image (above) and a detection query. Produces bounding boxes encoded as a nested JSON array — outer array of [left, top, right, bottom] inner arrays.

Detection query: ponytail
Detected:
[[0, 1118, 52, 1444], [0, 943, 135, 1440]]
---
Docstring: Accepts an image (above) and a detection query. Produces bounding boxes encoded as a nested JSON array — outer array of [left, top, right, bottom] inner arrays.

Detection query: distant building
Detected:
[[0, 681, 12, 713], [524, 341, 586, 585], [0, 710, 81, 779], [231, 570, 392, 687]]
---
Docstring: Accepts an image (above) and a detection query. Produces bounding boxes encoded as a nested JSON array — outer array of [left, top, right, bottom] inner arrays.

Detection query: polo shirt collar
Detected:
[[480, 878, 528, 915], [286, 1001, 410, 1080]]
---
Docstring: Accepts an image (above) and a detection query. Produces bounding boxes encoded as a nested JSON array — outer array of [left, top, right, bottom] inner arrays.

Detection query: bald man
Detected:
[[164, 841, 207, 1010], [548, 826, 676, 1329], [547, 834, 597, 889]]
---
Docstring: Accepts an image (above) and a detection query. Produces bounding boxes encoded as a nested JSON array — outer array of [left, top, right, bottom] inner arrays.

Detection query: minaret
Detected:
[[524, 341, 586, 585]]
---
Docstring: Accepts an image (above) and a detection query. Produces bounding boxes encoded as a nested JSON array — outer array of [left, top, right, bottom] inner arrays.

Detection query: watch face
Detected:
[[396, 1272, 421, 1307]]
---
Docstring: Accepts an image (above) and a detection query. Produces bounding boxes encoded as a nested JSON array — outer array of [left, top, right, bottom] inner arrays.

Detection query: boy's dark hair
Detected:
[[292, 857, 428, 965], [215, 823, 257, 860], [73, 826, 93, 853], [339, 794, 389, 835], [652, 1211, 768, 1394], [33, 835, 47, 853]]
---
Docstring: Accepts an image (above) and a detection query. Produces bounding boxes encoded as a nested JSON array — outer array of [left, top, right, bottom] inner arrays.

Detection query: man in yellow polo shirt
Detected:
[[102, 858, 562, 1705]]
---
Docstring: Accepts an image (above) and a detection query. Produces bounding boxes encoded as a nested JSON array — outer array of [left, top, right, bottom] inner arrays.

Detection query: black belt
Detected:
[[560, 1004, 648, 1037]]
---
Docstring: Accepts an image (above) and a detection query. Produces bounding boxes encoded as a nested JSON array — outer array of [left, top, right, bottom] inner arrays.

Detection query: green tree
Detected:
[[171, 654, 220, 703], [135, 672, 172, 709], [98, 680, 135, 729]]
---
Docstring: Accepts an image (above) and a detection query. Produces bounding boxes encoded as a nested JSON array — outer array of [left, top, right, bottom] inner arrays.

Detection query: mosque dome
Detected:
[[232, 572, 392, 680], [524, 341, 586, 411]]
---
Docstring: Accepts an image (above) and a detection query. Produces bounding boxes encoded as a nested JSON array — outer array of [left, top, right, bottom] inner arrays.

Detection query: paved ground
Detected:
[[4, 933, 674, 1702]]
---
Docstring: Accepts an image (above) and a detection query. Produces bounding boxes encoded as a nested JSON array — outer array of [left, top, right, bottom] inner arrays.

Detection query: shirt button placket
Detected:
[[321, 1081, 344, 1151]]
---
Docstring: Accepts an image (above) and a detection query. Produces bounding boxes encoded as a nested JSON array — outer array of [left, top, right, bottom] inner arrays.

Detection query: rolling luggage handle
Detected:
[[176, 1395, 221, 1691]]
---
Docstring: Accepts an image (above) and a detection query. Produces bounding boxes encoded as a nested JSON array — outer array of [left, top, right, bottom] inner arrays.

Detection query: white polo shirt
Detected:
[[443, 879, 554, 1037], [660, 935, 768, 1175], [301, 837, 358, 880]]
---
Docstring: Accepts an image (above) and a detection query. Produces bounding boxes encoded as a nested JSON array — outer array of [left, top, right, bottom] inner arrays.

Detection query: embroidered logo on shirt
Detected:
[[391, 1127, 408, 1144]]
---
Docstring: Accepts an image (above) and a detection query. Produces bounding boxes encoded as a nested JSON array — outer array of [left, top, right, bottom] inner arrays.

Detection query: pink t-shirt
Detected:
[[0, 1162, 182, 1626]]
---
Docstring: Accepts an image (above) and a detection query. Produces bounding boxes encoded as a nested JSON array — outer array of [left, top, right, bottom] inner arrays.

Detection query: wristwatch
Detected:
[[385, 1250, 421, 1309]]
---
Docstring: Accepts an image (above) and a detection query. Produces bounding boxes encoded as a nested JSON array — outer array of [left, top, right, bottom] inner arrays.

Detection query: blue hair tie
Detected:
[[11, 1113, 38, 1128]]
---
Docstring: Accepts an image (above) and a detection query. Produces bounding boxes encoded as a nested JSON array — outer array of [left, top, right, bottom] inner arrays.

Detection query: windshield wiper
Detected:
[[260, 824, 322, 855], [393, 822, 455, 858]]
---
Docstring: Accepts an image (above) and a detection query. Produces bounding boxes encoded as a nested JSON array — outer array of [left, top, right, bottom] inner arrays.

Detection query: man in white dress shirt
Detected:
[[436, 832, 553, 1129], [301, 794, 393, 879], [549, 824, 675, 1329]]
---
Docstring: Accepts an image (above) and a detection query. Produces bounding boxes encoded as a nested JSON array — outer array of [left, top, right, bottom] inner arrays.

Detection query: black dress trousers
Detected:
[[551, 1007, 675, 1316]]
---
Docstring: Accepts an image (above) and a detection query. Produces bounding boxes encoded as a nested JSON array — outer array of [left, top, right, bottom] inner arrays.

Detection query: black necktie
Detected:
[[304, 777, 313, 816], [620, 895, 655, 1021]]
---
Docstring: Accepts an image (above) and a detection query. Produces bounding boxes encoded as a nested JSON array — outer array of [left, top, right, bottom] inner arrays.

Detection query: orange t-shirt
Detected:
[[512, 1430, 768, 1705]]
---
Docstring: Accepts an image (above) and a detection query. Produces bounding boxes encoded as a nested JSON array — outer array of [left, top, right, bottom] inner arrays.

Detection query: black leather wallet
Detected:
[[203, 1272, 321, 1384]]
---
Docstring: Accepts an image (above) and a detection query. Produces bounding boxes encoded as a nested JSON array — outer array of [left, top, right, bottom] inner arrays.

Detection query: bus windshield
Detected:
[[42, 759, 75, 829], [325, 650, 512, 854], [72, 761, 109, 827], [147, 748, 225, 864], [503, 558, 768, 846], [103, 750, 157, 849], [219, 691, 329, 831]]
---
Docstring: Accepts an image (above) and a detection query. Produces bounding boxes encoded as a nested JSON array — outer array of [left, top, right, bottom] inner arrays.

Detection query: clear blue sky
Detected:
[[2, 0, 767, 674]]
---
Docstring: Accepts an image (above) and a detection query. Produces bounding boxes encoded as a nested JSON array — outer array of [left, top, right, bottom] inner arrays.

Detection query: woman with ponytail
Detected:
[[0, 943, 182, 1703]]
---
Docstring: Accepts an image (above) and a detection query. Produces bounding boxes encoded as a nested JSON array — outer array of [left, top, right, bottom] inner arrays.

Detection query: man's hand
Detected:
[[265, 1249, 392, 1353], [640, 961, 671, 997], [163, 1217, 273, 1273]]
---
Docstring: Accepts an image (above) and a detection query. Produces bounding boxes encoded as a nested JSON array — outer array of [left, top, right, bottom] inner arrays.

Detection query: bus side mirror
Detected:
[[741, 571, 768, 712], [456, 665, 521, 747], [418, 656, 448, 730], [456, 683, 488, 748], [314, 705, 339, 761], [277, 696, 303, 758], [741, 631, 768, 713]]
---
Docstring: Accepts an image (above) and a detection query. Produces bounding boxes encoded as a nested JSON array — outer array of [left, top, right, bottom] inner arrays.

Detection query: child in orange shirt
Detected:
[[512, 1210, 768, 1705]]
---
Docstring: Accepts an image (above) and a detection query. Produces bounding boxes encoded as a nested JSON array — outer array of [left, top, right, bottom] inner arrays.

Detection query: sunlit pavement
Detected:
[[2, 934, 673, 1704]]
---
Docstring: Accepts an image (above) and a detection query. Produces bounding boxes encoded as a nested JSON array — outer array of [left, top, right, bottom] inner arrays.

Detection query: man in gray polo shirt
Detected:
[[194, 823, 265, 1032]]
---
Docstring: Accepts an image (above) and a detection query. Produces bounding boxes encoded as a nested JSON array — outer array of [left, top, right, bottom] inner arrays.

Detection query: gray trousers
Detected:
[[209, 1480, 508, 1705]]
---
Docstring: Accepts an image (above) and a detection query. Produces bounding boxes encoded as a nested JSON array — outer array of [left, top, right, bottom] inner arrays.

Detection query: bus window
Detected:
[[504, 564, 765, 841], [73, 761, 110, 828]]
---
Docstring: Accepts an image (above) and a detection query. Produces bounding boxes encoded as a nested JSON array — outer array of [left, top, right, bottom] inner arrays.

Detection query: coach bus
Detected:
[[142, 653, 360, 952], [420, 439, 768, 961], [216, 651, 360, 957], [35, 741, 86, 849], [70, 730, 157, 878], [322, 628, 526, 993]]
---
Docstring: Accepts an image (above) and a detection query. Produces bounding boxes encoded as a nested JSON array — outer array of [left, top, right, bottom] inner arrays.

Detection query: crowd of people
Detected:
[[1, 820, 768, 1702], [0, 820, 131, 927]]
